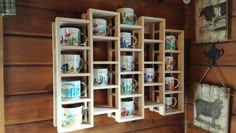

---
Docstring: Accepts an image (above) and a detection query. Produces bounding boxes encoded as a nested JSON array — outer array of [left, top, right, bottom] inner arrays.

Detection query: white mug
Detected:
[[121, 98, 135, 117], [165, 35, 177, 50], [93, 19, 109, 36], [120, 32, 137, 48], [165, 97, 177, 111], [60, 27, 87, 46], [121, 78, 137, 94], [165, 56, 175, 71], [165, 77, 180, 90], [62, 105, 86, 127], [121, 55, 134, 71], [61, 54, 84, 73], [144, 68, 155, 82], [61, 80, 87, 101], [94, 68, 109, 86], [117, 8, 137, 25]]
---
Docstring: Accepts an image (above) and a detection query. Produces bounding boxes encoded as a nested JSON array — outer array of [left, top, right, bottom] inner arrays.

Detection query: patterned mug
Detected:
[[121, 78, 138, 94]]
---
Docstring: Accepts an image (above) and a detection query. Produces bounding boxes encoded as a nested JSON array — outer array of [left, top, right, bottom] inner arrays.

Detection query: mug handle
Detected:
[[78, 58, 84, 72], [133, 14, 138, 25], [171, 97, 177, 108], [131, 35, 137, 48], [106, 25, 110, 36], [80, 32, 88, 46], [132, 79, 138, 92], [82, 106, 88, 123], [80, 82, 87, 97], [174, 78, 180, 89]]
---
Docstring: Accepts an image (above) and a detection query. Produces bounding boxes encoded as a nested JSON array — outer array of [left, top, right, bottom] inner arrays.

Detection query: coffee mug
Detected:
[[165, 77, 180, 90], [121, 55, 134, 71], [94, 68, 109, 86], [165, 56, 175, 71], [117, 8, 137, 25], [121, 98, 135, 117], [60, 27, 87, 46], [165, 97, 177, 111], [121, 78, 138, 94], [144, 68, 155, 82], [61, 80, 87, 101], [62, 105, 86, 127], [93, 19, 109, 36], [120, 32, 137, 48], [61, 54, 84, 73], [165, 35, 177, 50]]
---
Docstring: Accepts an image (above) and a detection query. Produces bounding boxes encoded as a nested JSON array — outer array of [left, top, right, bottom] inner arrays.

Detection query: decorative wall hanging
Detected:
[[195, 0, 228, 43], [194, 83, 229, 133]]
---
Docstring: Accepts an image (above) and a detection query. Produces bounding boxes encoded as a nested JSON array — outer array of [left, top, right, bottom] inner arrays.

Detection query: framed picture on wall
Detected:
[[195, 0, 228, 43]]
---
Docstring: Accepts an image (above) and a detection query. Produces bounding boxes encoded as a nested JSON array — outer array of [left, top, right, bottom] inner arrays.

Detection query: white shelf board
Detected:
[[120, 93, 142, 98], [94, 107, 117, 115], [90, 8, 119, 17], [120, 71, 142, 75], [56, 17, 90, 26], [59, 123, 93, 132], [144, 39, 163, 44], [144, 82, 163, 86], [144, 101, 163, 109], [119, 115, 143, 122], [120, 48, 142, 52], [165, 71, 182, 74], [164, 109, 184, 115], [93, 61, 118, 64], [144, 61, 163, 65], [142, 16, 165, 23], [120, 24, 142, 30], [93, 85, 119, 90], [93, 36, 118, 41], [61, 73, 91, 77], [165, 90, 182, 94], [165, 50, 182, 53], [62, 98, 91, 105], [61, 46, 90, 51]]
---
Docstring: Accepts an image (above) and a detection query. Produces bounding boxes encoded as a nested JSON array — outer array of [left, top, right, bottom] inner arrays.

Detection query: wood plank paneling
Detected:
[[230, 116, 236, 133], [186, 124, 210, 133], [128, 124, 184, 133], [4, 66, 52, 95], [230, 17, 236, 39], [4, 36, 52, 65], [232, 91, 236, 114], [5, 94, 52, 125], [186, 104, 194, 124]]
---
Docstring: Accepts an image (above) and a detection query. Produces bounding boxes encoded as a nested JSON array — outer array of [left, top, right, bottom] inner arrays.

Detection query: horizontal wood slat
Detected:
[[4, 66, 52, 95], [5, 94, 52, 125], [4, 36, 52, 65]]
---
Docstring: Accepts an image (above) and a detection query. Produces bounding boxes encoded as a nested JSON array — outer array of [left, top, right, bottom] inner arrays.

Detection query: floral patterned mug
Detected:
[[144, 68, 155, 82], [121, 78, 137, 94], [121, 98, 135, 117], [60, 27, 87, 46]]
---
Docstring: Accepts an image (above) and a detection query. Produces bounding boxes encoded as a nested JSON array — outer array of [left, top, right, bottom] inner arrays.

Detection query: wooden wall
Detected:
[[3, 0, 186, 132], [185, 0, 236, 133]]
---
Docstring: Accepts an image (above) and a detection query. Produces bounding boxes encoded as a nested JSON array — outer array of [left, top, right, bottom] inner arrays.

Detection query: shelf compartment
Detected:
[[93, 36, 118, 41], [120, 93, 142, 98], [144, 39, 163, 44], [144, 61, 163, 65], [61, 46, 90, 51], [144, 82, 163, 86], [120, 48, 142, 52], [120, 24, 142, 30], [144, 101, 163, 109], [165, 71, 182, 74], [165, 50, 182, 53], [94, 107, 117, 115], [59, 124, 93, 133], [62, 98, 91, 105], [93, 61, 118, 64], [61, 73, 91, 77], [93, 85, 119, 90], [56, 17, 90, 26], [119, 115, 143, 122], [120, 71, 142, 75], [90, 8, 119, 17], [142, 16, 165, 23], [165, 90, 182, 94]]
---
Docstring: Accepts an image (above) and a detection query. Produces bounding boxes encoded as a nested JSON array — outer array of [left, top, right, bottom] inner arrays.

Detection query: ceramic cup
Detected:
[[121, 55, 134, 71], [120, 32, 137, 48], [121, 98, 135, 117], [93, 19, 109, 36], [165, 56, 175, 71], [61, 54, 84, 73], [61, 80, 87, 101], [165, 35, 177, 50], [121, 78, 138, 94], [144, 68, 155, 82], [94, 68, 109, 86], [165, 77, 180, 90], [165, 97, 177, 111], [117, 8, 137, 25], [62, 105, 86, 127], [60, 27, 87, 46]]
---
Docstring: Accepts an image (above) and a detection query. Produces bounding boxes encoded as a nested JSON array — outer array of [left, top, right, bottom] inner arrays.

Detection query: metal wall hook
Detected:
[[204, 44, 224, 66]]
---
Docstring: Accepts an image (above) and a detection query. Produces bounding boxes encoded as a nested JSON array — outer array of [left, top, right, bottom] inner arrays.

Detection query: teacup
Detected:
[[121, 98, 135, 117], [165, 35, 177, 50], [165, 56, 175, 71], [93, 19, 109, 36], [165, 97, 177, 111], [117, 8, 137, 25], [121, 78, 137, 94], [61, 54, 84, 73], [120, 32, 137, 48], [60, 27, 87, 46], [94, 68, 109, 86], [144, 68, 155, 82], [121, 55, 134, 71], [61, 80, 87, 101], [165, 77, 180, 90]]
